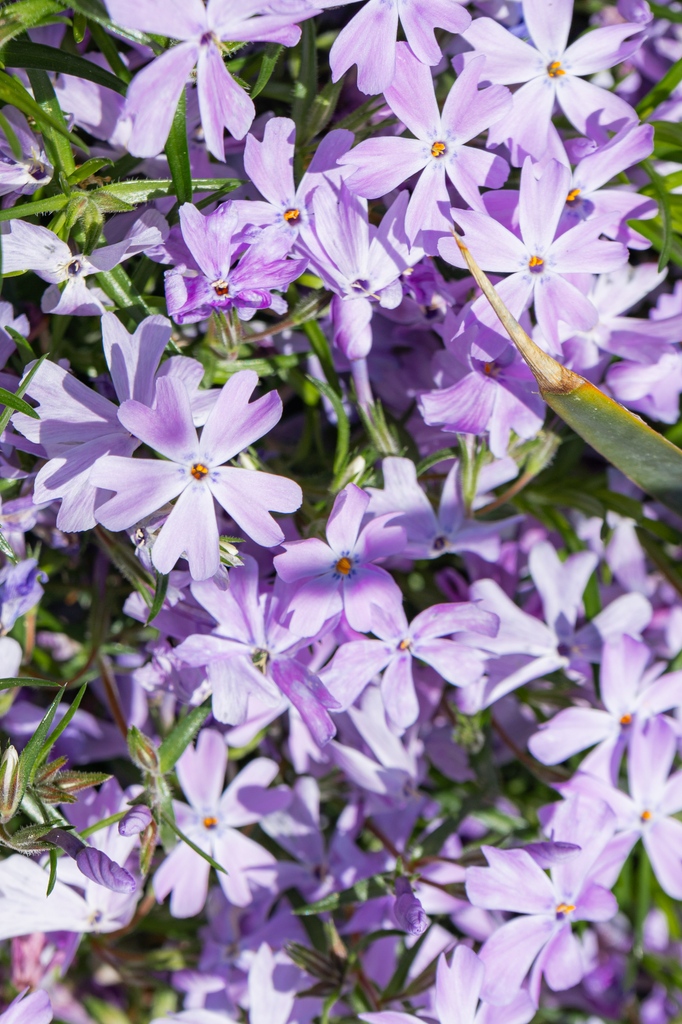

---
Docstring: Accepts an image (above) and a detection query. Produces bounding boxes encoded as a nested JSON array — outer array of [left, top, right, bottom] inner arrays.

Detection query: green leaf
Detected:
[[292, 20, 317, 130], [302, 317, 338, 392], [416, 447, 459, 476], [0, 0, 64, 45], [146, 572, 169, 625], [637, 55, 682, 120], [160, 812, 227, 874], [26, 68, 78, 175], [305, 374, 350, 478], [295, 875, 391, 915], [89, 177, 242, 206], [2, 40, 127, 95], [0, 193, 70, 223], [0, 386, 39, 419], [0, 72, 82, 154], [165, 90, 192, 208], [251, 43, 283, 99], [454, 232, 682, 518], [17, 688, 63, 796], [37, 682, 87, 764], [46, 847, 58, 896], [95, 265, 154, 323], [66, 158, 113, 185], [629, 216, 682, 268], [0, 527, 17, 563], [0, 353, 47, 436], [0, 677, 59, 690], [158, 703, 211, 775], [5, 324, 35, 364], [69, 0, 158, 49], [301, 77, 344, 145], [643, 159, 673, 270], [649, 0, 682, 20]]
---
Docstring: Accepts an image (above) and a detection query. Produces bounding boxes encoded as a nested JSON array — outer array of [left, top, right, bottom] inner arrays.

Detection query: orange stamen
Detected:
[[335, 557, 352, 575], [556, 903, 575, 914], [203, 816, 218, 828], [283, 208, 300, 222], [191, 463, 209, 480], [547, 61, 565, 77], [431, 141, 446, 158]]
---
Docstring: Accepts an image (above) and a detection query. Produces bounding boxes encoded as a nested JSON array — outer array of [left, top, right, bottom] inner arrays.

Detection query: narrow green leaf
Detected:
[[0, 192, 70, 223], [158, 703, 211, 775], [87, 19, 132, 83], [292, 20, 317, 130], [160, 812, 228, 874], [5, 325, 35, 364], [17, 688, 63, 793], [454, 231, 682, 518], [146, 572, 169, 625], [381, 929, 430, 1000], [37, 682, 87, 763], [305, 374, 349, 477], [416, 447, 459, 476], [69, 0, 158, 49], [46, 848, 58, 896], [3, 41, 127, 95], [90, 177, 242, 206], [95, 265, 154, 323], [0, 353, 47, 436], [637, 55, 682, 120], [165, 90, 192, 208], [0, 386, 39, 419], [0, 0, 64, 45], [67, 158, 112, 185], [643, 159, 672, 270], [302, 318, 339, 392], [0, 677, 59, 690], [0, 527, 16, 563], [629, 217, 682, 268], [79, 810, 127, 838], [302, 77, 344, 146], [0, 110, 22, 159], [649, 0, 682, 20], [0, 73, 81, 152], [26, 68, 77, 175], [251, 43, 283, 99]]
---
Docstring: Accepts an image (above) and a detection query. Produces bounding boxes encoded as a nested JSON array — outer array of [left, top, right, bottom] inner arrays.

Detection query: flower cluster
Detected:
[[0, 0, 681, 1022]]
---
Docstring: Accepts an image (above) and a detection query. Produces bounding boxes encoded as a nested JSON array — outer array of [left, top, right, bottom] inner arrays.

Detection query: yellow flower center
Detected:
[[556, 902, 575, 914], [212, 278, 229, 296], [566, 188, 581, 203], [283, 207, 300, 222], [641, 809, 652, 822], [191, 463, 209, 480], [335, 557, 352, 575], [620, 713, 632, 725], [399, 638, 411, 651], [203, 816, 218, 828], [431, 141, 447, 158], [547, 61, 565, 77]]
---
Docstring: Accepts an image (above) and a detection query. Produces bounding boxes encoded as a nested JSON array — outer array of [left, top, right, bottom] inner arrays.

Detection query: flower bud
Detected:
[[76, 847, 137, 894], [394, 877, 429, 936], [127, 726, 159, 773], [0, 746, 21, 823], [118, 804, 153, 837]]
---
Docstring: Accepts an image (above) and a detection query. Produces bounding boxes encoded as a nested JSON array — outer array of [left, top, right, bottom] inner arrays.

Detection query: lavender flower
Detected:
[[0, 990, 52, 1024], [0, 558, 46, 631], [273, 483, 406, 636], [92, 371, 302, 578], [393, 876, 429, 935]]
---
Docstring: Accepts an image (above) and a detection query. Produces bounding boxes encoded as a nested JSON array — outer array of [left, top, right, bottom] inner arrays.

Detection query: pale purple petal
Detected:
[[628, 717, 676, 809], [644, 818, 682, 900], [441, 55, 511, 141], [102, 312, 171, 407], [519, 158, 571, 256], [540, 923, 583, 993], [105, 0, 207, 36], [209, 466, 302, 547], [385, 41, 440, 138], [381, 653, 419, 729], [435, 946, 484, 1024], [478, 916, 556, 1006], [118, 376, 198, 461], [91, 457, 186, 532], [177, 729, 227, 811], [441, 210, 526, 271], [274, 538, 335, 583], [199, 370, 282, 465], [152, 482, 220, 579], [244, 116, 296, 208], [341, 137, 428, 199], [466, 847, 556, 914], [563, 22, 647, 75], [528, 707, 615, 765], [556, 74, 637, 138], [329, 0, 399, 94], [124, 43, 199, 159], [327, 483, 370, 554], [153, 839, 211, 918], [197, 41, 255, 156], [524, 0, 572, 57], [463, 18, 543, 83], [178, 202, 238, 282]]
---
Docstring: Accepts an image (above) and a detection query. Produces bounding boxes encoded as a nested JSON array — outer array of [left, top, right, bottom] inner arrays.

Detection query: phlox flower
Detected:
[[0, 109, 52, 198], [164, 202, 308, 325], [606, 350, 682, 424], [231, 116, 353, 243], [153, 729, 291, 915], [330, 0, 471, 94], [439, 157, 629, 349], [1, 211, 166, 316], [529, 634, 682, 778], [175, 555, 341, 745], [362, 944, 534, 1024], [463, 0, 645, 161], [13, 313, 185, 532], [273, 482, 406, 637], [91, 370, 302, 579], [105, 0, 308, 159], [0, 990, 52, 1024], [0, 558, 46, 631], [321, 592, 498, 729], [562, 716, 682, 900], [466, 796, 619, 1007], [366, 455, 518, 561], [298, 182, 421, 360], [340, 45, 511, 247]]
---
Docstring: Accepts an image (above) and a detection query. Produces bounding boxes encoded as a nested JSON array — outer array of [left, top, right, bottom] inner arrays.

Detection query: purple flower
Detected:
[[529, 634, 682, 777], [420, 325, 545, 457], [44, 829, 137, 894], [118, 804, 154, 837], [175, 555, 341, 745], [466, 796, 619, 1006], [232, 116, 353, 242], [607, 351, 682, 425], [0, 109, 52, 198], [91, 371, 302, 579], [321, 592, 497, 728], [153, 729, 290, 915], [439, 158, 629, 348], [562, 716, 682, 899], [299, 182, 420, 360], [463, 0, 644, 161], [0, 990, 52, 1024], [330, 0, 471, 94], [393, 876, 429, 935], [0, 558, 46, 631], [340, 45, 511, 247], [362, 945, 534, 1024], [273, 483, 406, 637], [1, 212, 166, 315], [13, 313, 176, 531], [164, 202, 308, 325], [105, 0, 307, 159], [366, 455, 518, 560]]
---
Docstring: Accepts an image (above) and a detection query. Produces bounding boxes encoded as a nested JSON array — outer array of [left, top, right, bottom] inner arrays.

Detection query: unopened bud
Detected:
[[127, 726, 159, 773], [0, 746, 21, 823], [139, 818, 158, 877], [119, 804, 153, 837], [394, 877, 429, 936]]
